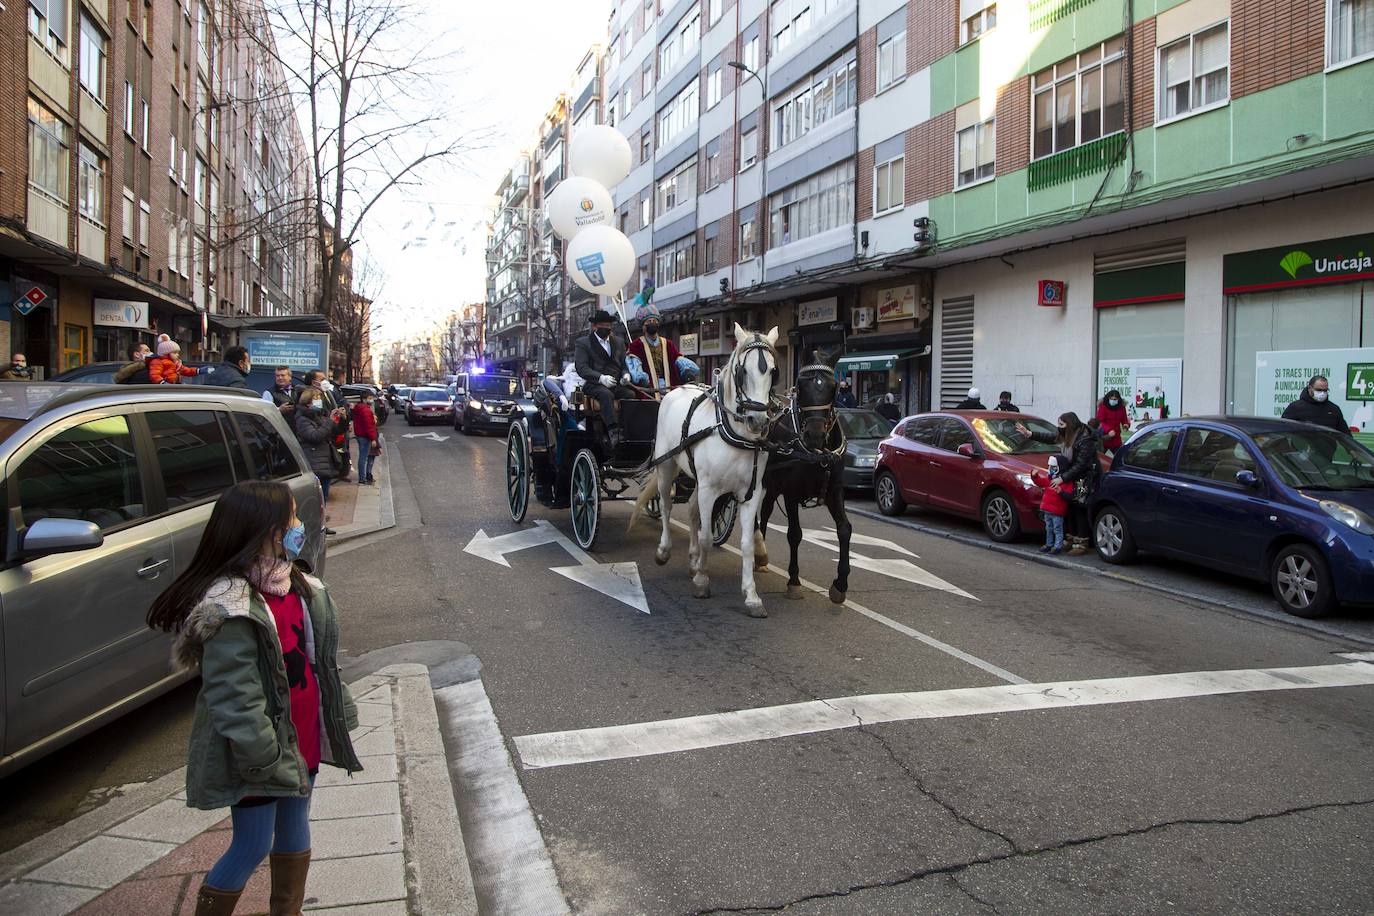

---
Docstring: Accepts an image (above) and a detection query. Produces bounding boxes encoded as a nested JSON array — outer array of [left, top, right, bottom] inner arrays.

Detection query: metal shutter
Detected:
[[939, 297, 975, 408]]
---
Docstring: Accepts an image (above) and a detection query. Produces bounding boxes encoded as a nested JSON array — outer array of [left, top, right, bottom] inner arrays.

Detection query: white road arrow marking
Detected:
[[462, 520, 650, 614], [402, 431, 450, 442], [767, 522, 917, 557], [835, 553, 978, 600]]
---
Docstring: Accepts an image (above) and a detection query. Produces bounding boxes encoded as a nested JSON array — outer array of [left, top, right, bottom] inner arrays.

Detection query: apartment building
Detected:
[[598, 0, 1374, 432], [2, 0, 317, 378]]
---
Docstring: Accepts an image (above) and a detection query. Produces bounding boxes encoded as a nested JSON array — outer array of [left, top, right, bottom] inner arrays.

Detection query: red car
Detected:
[[873, 411, 1108, 542]]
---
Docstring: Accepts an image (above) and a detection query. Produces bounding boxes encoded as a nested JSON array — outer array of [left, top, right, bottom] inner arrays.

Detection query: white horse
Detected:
[[632, 323, 781, 616]]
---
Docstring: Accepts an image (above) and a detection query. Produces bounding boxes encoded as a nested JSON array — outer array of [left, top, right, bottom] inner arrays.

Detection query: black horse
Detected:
[[754, 352, 852, 605]]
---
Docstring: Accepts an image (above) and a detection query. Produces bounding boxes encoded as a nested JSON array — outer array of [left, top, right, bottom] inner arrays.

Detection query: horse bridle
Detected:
[[782, 362, 845, 460], [716, 334, 781, 423]]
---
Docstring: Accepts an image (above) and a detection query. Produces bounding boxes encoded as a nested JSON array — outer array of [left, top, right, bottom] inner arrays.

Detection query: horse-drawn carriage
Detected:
[[504, 382, 738, 549]]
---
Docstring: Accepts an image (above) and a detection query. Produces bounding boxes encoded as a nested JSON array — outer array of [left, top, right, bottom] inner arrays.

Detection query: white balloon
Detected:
[[565, 226, 635, 298], [545, 177, 615, 241], [569, 125, 633, 189]]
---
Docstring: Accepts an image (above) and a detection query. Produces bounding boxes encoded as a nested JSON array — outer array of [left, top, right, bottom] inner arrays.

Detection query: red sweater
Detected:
[[351, 402, 378, 440], [262, 592, 321, 772], [1096, 400, 1130, 450]]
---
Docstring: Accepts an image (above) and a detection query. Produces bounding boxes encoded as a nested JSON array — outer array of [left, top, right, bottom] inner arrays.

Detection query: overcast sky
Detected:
[[355, 1, 612, 349]]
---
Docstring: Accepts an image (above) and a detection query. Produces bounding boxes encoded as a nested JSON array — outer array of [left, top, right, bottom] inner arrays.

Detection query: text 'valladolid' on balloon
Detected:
[[546, 177, 615, 241]]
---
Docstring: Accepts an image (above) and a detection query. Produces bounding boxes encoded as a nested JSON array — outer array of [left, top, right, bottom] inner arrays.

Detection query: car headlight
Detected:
[[1320, 500, 1374, 535], [469, 399, 483, 411], [855, 456, 876, 467], [1015, 473, 1035, 489]]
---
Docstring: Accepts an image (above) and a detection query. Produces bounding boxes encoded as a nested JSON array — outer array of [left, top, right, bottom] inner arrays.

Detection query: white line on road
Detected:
[[669, 519, 1020, 683], [514, 660, 1374, 769]]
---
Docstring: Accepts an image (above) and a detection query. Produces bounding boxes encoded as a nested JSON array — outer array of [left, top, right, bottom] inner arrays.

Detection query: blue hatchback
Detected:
[[1091, 417, 1374, 618]]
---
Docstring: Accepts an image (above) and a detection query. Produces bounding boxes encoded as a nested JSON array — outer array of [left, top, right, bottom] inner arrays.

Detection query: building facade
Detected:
[[2, 0, 317, 378], [591, 0, 1373, 435]]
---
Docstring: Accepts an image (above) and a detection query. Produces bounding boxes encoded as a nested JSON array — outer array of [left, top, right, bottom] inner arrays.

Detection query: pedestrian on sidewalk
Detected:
[[295, 387, 340, 509], [1017, 412, 1101, 555], [1034, 456, 1074, 554], [954, 387, 986, 410], [995, 390, 1019, 412], [1096, 389, 1130, 454], [1281, 374, 1348, 434], [351, 390, 380, 484], [114, 341, 154, 383], [146, 481, 362, 916]]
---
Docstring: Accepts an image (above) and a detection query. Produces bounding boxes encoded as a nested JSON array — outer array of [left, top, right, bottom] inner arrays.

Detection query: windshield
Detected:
[[974, 417, 1061, 455], [397, 387, 412, 397], [470, 376, 521, 398], [1255, 430, 1374, 490], [411, 388, 449, 403], [838, 410, 893, 438]]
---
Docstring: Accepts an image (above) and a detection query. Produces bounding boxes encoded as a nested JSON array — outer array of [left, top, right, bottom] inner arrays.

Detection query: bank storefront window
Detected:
[[1093, 244, 1187, 425]]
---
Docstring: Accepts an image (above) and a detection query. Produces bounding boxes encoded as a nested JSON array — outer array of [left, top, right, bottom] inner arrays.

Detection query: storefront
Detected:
[[791, 296, 845, 375], [6, 272, 58, 378], [841, 277, 933, 412], [1093, 243, 1186, 425], [1223, 231, 1374, 444], [92, 298, 155, 363], [692, 314, 727, 381]]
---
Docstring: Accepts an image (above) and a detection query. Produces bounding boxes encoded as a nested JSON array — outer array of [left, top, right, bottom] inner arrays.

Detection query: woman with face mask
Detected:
[[147, 482, 361, 916], [294, 388, 341, 504], [1017, 412, 1102, 555], [1095, 389, 1130, 454]]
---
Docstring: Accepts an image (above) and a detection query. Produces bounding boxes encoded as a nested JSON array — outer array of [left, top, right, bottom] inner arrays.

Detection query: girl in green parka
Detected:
[[148, 480, 362, 916]]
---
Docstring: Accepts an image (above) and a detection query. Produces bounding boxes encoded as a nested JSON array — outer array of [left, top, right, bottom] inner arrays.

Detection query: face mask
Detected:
[[1313, 390, 1329, 402], [282, 522, 307, 560], [595, 327, 611, 340], [644, 325, 660, 339], [1108, 398, 1119, 407], [1058, 424, 1067, 432]]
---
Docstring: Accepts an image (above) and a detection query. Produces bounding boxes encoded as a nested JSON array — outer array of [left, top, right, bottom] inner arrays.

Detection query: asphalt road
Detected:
[[4, 429, 1373, 915]]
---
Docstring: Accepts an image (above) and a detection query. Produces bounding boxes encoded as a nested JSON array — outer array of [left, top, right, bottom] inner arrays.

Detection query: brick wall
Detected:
[[1232, 0, 1325, 97], [909, 0, 958, 73], [855, 146, 875, 221], [995, 78, 1029, 176], [906, 111, 955, 202], [857, 27, 877, 103], [0, 2, 24, 220]]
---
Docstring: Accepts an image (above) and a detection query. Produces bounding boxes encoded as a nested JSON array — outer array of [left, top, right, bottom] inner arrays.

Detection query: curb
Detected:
[[328, 432, 399, 546], [848, 506, 1374, 648]]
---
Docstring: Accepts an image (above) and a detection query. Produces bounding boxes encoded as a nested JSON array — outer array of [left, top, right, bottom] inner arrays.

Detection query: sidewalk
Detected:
[[0, 666, 475, 916], [326, 432, 397, 544]]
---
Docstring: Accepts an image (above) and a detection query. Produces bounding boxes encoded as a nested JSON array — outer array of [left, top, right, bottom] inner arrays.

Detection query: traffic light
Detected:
[[719, 277, 730, 295], [913, 217, 935, 250]]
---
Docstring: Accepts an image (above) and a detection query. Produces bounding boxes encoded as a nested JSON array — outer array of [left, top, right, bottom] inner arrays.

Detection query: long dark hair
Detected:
[[1057, 411, 1087, 445], [147, 481, 311, 632], [1101, 389, 1122, 407]]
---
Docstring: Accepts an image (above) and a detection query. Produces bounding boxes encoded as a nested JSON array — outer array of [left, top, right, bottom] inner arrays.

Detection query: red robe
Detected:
[[627, 335, 685, 398]]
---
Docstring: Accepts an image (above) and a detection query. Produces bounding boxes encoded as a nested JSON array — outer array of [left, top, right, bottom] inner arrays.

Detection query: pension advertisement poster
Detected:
[[1255, 348, 1374, 445], [1097, 358, 1183, 425]]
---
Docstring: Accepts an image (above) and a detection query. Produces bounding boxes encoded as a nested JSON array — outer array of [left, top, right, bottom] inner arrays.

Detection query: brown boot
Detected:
[[268, 850, 311, 916], [193, 884, 242, 916]]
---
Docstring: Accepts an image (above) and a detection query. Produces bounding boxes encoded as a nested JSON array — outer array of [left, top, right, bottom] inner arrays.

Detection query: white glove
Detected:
[[621, 373, 632, 384], [559, 395, 570, 411], [599, 374, 616, 388]]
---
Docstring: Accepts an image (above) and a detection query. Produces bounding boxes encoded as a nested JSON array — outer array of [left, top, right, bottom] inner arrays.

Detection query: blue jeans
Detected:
[[318, 474, 331, 503], [1044, 512, 1065, 549], [356, 437, 375, 481]]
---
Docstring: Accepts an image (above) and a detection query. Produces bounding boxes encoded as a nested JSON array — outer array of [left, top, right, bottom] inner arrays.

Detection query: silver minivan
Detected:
[[0, 383, 325, 776]]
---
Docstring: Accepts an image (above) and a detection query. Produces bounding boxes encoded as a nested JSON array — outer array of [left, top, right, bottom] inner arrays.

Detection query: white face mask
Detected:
[[1313, 390, 1329, 402]]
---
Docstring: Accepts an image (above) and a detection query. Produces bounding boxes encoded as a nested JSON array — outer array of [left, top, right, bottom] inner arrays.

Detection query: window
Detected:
[[767, 159, 854, 248], [642, 59, 654, 96], [956, 118, 996, 186], [147, 410, 239, 507], [707, 63, 722, 108], [644, 0, 655, 25], [743, 34, 759, 71], [877, 31, 906, 92], [608, 95, 618, 127], [874, 155, 904, 213], [1158, 22, 1230, 120], [15, 415, 145, 531], [655, 234, 696, 284], [739, 126, 758, 169], [622, 86, 632, 118], [1123, 427, 1177, 472], [771, 54, 858, 150], [640, 192, 652, 226], [122, 187, 134, 240], [124, 81, 135, 135], [79, 15, 106, 102], [937, 419, 975, 452], [903, 417, 942, 447], [657, 78, 699, 148], [656, 156, 697, 213], [1032, 38, 1125, 159], [237, 413, 303, 480], [139, 199, 150, 247], [659, 4, 700, 76], [739, 216, 757, 260], [63, 323, 86, 371], [705, 138, 723, 188], [709, 0, 722, 25], [961, 4, 997, 44], [28, 0, 70, 58], [168, 133, 177, 177], [78, 143, 105, 224], [705, 233, 719, 271], [140, 98, 150, 149], [640, 128, 652, 162], [1330, 0, 1374, 65], [28, 98, 69, 202], [1177, 428, 1256, 483]]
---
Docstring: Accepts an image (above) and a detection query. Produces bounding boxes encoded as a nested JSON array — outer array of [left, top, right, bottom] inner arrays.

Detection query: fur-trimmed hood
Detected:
[[171, 573, 325, 672]]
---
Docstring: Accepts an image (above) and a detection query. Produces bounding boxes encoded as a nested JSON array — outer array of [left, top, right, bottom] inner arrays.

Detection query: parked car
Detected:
[[338, 383, 388, 425], [837, 409, 893, 490], [874, 411, 1110, 542], [0, 383, 324, 776], [390, 385, 414, 415], [1091, 416, 1374, 618], [405, 386, 455, 425], [451, 372, 524, 434], [50, 360, 306, 394]]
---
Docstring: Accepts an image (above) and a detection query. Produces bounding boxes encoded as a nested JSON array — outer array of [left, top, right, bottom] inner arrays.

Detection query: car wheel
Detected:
[[1094, 505, 1137, 564], [981, 490, 1021, 542], [1270, 544, 1335, 618], [405, 414, 414, 426], [875, 471, 906, 516]]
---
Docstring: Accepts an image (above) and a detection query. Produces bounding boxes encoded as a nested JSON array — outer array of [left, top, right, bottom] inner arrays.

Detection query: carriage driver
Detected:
[[626, 303, 699, 399], [575, 308, 630, 447]]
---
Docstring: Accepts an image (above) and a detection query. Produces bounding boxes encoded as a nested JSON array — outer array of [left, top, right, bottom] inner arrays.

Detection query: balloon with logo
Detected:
[[566, 226, 636, 297], [545, 177, 614, 241], [568, 125, 633, 189]]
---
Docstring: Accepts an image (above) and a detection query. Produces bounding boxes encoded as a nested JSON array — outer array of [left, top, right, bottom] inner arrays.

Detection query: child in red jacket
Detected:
[[1034, 456, 1075, 554], [350, 392, 381, 484], [148, 338, 200, 384]]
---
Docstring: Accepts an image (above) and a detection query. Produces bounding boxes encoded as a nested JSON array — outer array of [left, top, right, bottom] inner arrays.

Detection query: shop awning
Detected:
[[835, 349, 921, 372]]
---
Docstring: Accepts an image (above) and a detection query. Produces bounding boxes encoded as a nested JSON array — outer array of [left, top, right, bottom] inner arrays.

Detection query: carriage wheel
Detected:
[[506, 422, 529, 523], [570, 448, 601, 549], [644, 494, 662, 520], [711, 494, 738, 547]]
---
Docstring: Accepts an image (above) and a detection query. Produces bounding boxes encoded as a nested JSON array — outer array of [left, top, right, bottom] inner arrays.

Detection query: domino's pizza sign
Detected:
[[1038, 279, 1066, 307], [14, 285, 48, 317]]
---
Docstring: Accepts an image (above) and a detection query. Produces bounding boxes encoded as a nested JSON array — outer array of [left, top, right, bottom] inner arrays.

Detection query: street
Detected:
[[5, 431, 1374, 914]]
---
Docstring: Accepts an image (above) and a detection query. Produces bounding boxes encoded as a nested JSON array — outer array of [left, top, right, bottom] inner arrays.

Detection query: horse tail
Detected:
[[628, 476, 658, 531]]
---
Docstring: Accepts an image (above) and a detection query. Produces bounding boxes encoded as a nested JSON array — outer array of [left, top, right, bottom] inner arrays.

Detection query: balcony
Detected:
[[575, 77, 601, 117], [505, 174, 530, 207], [543, 165, 564, 195], [491, 309, 527, 335], [543, 125, 564, 153]]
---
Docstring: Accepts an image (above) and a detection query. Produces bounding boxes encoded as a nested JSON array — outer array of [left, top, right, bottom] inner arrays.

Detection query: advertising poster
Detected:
[[877, 285, 917, 322], [1255, 347, 1374, 445], [93, 298, 150, 330], [1097, 358, 1183, 426], [243, 330, 330, 371]]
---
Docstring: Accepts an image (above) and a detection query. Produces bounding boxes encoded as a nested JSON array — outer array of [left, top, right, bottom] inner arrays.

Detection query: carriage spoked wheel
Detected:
[[644, 495, 662, 520], [505, 422, 529, 523], [711, 494, 738, 547], [570, 448, 602, 549]]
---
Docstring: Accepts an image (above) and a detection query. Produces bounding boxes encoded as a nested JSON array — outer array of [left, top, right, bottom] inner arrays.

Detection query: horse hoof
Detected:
[[754, 556, 769, 571], [785, 584, 805, 600], [693, 583, 711, 599], [746, 601, 768, 618], [655, 550, 670, 566], [828, 585, 845, 605]]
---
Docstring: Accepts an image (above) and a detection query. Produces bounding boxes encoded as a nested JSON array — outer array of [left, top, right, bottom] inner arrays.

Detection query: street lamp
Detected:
[[727, 60, 764, 95]]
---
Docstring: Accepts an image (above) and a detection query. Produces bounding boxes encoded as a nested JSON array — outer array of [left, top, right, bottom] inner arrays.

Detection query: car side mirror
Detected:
[[957, 442, 980, 459], [1235, 469, 1260, 488], [21, 518, 104, 556]]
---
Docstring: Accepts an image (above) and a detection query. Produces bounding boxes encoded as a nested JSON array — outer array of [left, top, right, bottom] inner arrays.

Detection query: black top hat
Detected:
[[589, 308, 617, 324]]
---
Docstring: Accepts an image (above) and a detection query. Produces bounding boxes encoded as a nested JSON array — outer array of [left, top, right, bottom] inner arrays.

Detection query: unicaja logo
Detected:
[[1278, 250, 1312, 279], [1280, 248, 1373, 279]]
